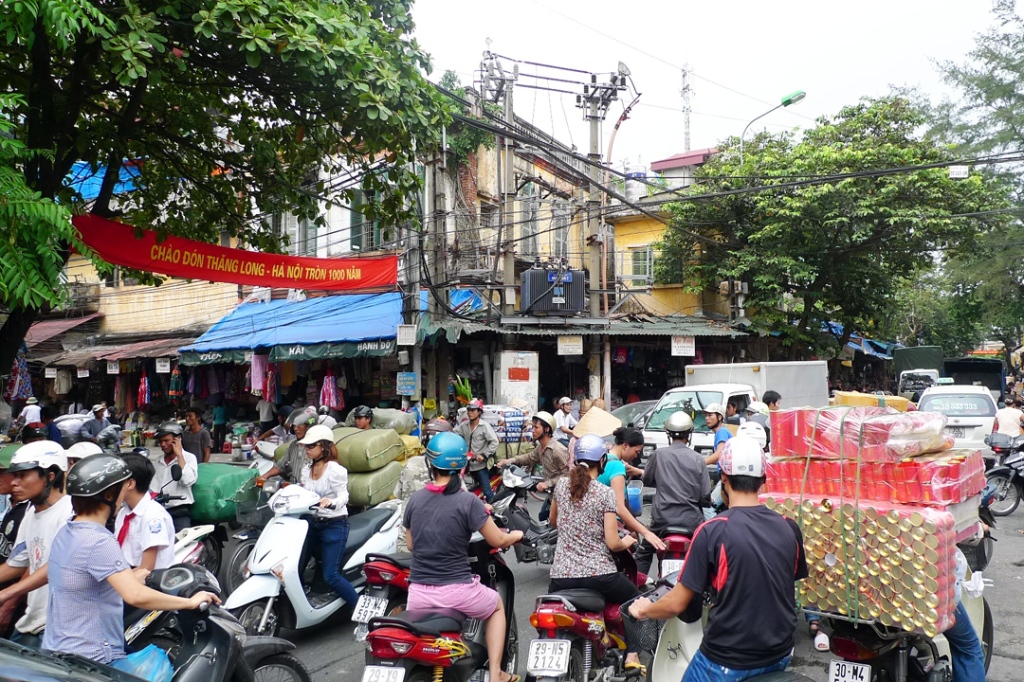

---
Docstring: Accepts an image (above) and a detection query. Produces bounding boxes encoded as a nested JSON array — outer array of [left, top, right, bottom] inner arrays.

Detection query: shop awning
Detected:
[[25, 313, 103, 347], [422, 314, 743, 343], [178, 293, 412, 365], [33, 336, 195, 366]]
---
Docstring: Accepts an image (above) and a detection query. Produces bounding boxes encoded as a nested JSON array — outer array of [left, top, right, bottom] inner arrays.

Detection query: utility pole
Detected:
[[681, 65, 693, 152], [578, 68, 626, 402], [502, 65, 517, 315]]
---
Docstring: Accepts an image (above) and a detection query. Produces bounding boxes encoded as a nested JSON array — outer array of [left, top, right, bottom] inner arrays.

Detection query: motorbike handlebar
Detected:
[[308, 503, 337, 511]]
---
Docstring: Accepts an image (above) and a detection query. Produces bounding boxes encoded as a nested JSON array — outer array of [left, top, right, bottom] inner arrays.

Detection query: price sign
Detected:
[[671, 336, 696, 357], [155, 358, 171, 373], [44, 367, 57, 379], [77, 368, 90, 378], [107, 361, 120, 375], [396, 372, 418, 396]]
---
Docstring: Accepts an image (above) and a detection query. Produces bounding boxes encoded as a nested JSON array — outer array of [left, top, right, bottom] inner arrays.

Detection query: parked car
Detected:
[[610, 400, 657, 428], [917, 385, 998, 456]]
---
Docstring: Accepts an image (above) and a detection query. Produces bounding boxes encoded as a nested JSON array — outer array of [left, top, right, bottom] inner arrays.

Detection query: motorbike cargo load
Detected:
[[347, 460, 403, 507], [399, 434, 424, 461], [343, 408, 416, 435], [333, 427, 403, 473], [191, 463, 258, 524]]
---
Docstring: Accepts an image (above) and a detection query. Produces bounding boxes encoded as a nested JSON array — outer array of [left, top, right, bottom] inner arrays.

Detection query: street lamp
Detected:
[[739, 90, 806, 164]]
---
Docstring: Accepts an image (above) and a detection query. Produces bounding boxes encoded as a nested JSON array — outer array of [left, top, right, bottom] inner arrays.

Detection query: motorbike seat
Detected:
[[544, 589, 606, 612], [663, 526, 694, 538], [341, 507, 394, 564], [365, 552, 412, 569], [370, 608, 466, 636]]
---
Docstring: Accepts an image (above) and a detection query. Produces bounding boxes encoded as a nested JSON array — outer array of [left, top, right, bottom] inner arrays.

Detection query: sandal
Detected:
[[809, 621, 830, 652], [495, 674, 520, 682]]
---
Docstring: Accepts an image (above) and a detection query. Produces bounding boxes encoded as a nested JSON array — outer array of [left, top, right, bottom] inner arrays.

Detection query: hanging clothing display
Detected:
[[54, 369, 73, 395], [138, 370, 151, 406], [169, 366, 184, 399], [265, 365, 278, 404], [320, 369, 341, 409], [250, 354, 269, 396], [3, 343, 32, 402]]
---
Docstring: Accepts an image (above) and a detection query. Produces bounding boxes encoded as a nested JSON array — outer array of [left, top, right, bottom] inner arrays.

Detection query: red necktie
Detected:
[[117, 512, 136, 546]]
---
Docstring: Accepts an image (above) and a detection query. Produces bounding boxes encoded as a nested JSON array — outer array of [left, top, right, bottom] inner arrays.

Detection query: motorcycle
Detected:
[[155, 464, 225, 576], [654, 526, 695, 581], [352, 473, 552, 642], [524, 548, 646, 682], [223, 447, 280, 594], [363, 529, 520, 682], [983, 432, 1024, 469], [124, 563, 310, 682], [983, 446, 1024, 516], [224, 484, 402, 636], [491, 465, 558, 564]]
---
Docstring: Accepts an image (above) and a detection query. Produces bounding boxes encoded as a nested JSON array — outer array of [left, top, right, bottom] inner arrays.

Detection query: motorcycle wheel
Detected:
[[566, 641, 587, 682], [983, 597, 994, 673], [224, 538, 258, 594], [504, 617, 518, 674], [233, 601, 281, 637], [985, 472, 1020, 516], [253, 653, 312, 682], [200, 536, 222, 576]]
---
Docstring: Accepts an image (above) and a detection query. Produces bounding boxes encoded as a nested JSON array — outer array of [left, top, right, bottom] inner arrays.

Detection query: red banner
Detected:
[[74, 214, 398, 291]]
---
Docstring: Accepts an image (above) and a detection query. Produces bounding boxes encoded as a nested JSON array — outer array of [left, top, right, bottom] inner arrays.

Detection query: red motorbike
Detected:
[[363, 532, 520, 682], [655, 526, 695, 582], [525, 550, 646, 682], [354, 553, 412, 641]]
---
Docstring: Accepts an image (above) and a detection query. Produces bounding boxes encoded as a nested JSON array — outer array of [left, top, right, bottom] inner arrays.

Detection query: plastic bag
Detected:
[[109, 644, 174, 682]]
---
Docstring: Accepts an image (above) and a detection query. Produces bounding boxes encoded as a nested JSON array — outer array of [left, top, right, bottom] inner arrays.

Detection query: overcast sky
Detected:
[[412, 0, 998, 170]]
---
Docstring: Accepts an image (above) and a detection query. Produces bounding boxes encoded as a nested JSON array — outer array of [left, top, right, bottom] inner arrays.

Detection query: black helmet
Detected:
[[154, 421, 184, 439], [286, 407, 317, 429], [277, 405, 292, 419], [20, 423, 46, 443], [66, 454, 131, 497], [131, 446, 150, 457], [351, 405, 373, 420]]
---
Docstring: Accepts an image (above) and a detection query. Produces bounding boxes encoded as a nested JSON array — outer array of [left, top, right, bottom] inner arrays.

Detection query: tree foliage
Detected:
[[884, 272, 982, 358], [655, 96, 1012, 357], [437, 70, 497, 165], [0, 0, 448, 370]]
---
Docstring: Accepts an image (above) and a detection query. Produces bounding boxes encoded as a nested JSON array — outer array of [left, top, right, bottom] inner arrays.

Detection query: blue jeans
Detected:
[[10, 629, 42, 648], [471, 468, 494, 502], [305, 517, 359, 606], [945, 601, 985, 682], [682, 650, 790, 682]]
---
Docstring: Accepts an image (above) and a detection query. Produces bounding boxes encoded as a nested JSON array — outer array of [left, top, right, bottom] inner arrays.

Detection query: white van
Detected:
[[640, 383, 756, 458]]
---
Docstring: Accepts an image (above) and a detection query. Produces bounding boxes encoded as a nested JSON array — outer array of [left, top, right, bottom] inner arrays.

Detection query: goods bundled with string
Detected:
[[764, 449, 986, 506], [771, 406, 952, 462], [763, 494, 958, 637]]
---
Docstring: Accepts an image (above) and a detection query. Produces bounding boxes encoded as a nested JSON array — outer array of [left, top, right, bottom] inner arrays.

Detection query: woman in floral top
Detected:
[[549, 434, 643, 673]]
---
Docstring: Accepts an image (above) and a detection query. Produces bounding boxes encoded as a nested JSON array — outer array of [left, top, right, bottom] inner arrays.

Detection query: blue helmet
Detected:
[[575, 434, 607, 464], [425, 432, 469, 472]]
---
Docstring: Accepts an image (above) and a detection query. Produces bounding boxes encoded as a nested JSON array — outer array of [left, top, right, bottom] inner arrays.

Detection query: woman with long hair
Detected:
[[602, 428, 665, 554], [548, 434, 644, 674], [404, 432, 523, 682], [297, 424, 358, 606]]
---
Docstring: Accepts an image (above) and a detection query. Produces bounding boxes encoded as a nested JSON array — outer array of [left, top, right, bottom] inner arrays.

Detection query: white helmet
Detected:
[[297, 424, 335, 445], [720, 437, 766, 478], [66, 442, 103, 461], [703, 403, 726, 419], [737, 422, 768, 450], [9, 440, 69, 473], [746, 401, 770, 418], [664, 411, 694, 437]]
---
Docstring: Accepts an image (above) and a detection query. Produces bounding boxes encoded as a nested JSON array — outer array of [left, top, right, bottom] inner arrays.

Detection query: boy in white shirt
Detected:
[[115, 454, 176, 570]]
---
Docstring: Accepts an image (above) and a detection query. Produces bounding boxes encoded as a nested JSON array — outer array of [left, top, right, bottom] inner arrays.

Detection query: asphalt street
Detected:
[[227, 496, 1024, 682]]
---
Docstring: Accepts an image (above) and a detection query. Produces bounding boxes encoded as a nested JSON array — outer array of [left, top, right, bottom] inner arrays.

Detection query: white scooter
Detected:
[[223, 483, 401, 636]]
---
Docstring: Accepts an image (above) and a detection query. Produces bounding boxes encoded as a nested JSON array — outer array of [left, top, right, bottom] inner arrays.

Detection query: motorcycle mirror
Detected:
[[171, 463, 183, 482]]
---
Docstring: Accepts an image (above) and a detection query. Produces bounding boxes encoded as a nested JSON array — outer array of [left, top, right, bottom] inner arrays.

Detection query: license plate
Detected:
[[828, 660, 870, 682], [527, 639, 571, 676], [661, 559, 684, 577], [353, 595, 389, 623], [947, 427, 966, 439], [361, 666, 405, 682]]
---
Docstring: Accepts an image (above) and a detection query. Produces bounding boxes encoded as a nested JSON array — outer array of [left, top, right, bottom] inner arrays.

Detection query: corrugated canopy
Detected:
[[422, 314, 743, 343], [25, 313, 102, 347]]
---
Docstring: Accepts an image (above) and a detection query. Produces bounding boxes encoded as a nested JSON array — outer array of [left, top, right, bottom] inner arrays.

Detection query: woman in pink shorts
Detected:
[[403, 432, 523, 682]]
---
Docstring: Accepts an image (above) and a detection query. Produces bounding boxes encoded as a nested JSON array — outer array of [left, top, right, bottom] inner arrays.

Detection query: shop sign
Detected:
[[107, 361, 120, 375], [177, 349, 253, 366], [671, 336, 696, 357], [44, 367, 57, 378], [380, 356, 400, 371], [557, 335, 584, 356], [267, 338, 397, 362], [77, 368, 90, 378], [74, 214, 398, 291], [155, 358, 172, 373], [396, 324, 417, 346], [508, 367, 530, 381], [396, 372, 418, 396]]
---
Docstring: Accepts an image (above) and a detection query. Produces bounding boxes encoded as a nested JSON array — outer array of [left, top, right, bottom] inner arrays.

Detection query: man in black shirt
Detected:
[[0, 449, 29, 636], [630, 436, 808, 681]]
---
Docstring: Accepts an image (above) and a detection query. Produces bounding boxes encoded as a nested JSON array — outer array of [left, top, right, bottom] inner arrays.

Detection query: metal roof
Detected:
[[33, 336, 194, 366], [424, 315, 744, 342], [25, 313, 103, 347]]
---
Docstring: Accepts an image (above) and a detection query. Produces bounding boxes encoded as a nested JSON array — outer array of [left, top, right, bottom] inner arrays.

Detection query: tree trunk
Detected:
[[0, 308, 39, 380]]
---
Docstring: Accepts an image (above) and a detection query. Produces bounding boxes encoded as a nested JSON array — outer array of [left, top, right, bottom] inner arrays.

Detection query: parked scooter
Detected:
[[224, 484, 401, 636], [363, 529, 519, 682], [524, 549, 646, 682], [223, 445, 279, 594], [124, 563, 310, 682]]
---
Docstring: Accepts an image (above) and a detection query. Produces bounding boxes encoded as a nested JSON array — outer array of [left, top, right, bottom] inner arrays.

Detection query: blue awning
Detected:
[[65, 161, 140, 200]]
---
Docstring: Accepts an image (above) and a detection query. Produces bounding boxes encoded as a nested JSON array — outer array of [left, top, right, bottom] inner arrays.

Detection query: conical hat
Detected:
[[572, 406, 621, 439]]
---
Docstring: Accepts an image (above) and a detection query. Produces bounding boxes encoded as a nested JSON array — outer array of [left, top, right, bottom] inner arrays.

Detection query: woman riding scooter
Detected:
[[43, 454, 219, 667], [403, 432, 523, 682], [296, 424, 359, 608], [549, 433, 645, 675]]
